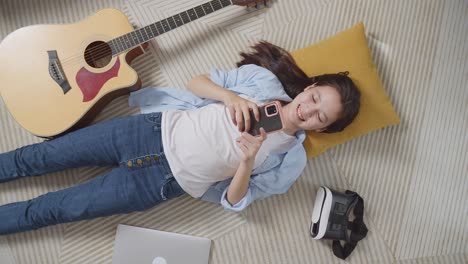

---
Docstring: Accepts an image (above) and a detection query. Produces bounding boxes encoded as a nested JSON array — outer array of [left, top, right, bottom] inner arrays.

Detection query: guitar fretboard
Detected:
[[109, 0, 232, 55]]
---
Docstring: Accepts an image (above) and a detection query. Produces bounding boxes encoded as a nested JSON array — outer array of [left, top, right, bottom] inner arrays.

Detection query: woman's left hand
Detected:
[[223, 92, 260, 132], [236, 128, 267, 162]]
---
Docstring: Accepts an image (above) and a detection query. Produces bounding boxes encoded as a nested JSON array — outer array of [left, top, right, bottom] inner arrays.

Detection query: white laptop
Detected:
[[112, 224, 212, 264]]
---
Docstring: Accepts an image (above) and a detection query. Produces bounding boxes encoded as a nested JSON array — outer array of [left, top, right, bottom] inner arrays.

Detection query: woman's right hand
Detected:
[[223, 92, 260, 132], [236, 128, 267, 162]]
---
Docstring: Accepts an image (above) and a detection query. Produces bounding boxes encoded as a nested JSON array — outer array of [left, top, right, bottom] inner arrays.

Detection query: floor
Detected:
[[0, 0, 467, 263]]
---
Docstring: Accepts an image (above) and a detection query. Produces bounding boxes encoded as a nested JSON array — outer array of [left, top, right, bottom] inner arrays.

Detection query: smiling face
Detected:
[[282, 84, 343, 135]]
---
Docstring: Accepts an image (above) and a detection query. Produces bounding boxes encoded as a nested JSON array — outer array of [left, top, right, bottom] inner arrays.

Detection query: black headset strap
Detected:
[[331, 191, 368, 260]]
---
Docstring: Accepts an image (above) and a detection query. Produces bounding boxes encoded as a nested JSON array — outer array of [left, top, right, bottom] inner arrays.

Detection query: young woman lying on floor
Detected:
[[0, 41, 360, 235]]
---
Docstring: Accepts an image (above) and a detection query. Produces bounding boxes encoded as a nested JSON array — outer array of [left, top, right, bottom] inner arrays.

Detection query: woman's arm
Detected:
[[226, 159, 254, 205], [187, 73, 260, 132], [226, 128, 267, 205], [186, 74, 233, 102]]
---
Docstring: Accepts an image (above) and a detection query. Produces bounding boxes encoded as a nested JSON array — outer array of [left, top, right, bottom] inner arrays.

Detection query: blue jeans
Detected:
[[0, 112, 185, 235]]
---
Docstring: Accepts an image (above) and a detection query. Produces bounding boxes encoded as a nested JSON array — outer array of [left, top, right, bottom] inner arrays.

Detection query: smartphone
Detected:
[[248, 101, 284, 136]]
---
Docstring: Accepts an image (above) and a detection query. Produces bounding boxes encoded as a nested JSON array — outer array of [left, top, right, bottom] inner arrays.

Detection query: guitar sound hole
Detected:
[[84, 41, 113, 69]]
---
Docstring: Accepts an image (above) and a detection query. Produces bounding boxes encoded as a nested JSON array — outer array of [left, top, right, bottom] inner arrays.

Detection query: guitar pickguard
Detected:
[[76, 57, 120, 102]]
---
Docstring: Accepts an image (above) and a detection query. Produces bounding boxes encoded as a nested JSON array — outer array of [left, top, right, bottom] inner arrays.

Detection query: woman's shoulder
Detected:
[[210, 64, 291, 101], [238, 64, 286, 96], [238, 64, 278, 81]]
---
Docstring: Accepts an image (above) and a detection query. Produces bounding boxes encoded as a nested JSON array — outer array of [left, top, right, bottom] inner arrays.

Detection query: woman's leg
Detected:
[[0, 154, 185, 235], [0, 112, 185, 235], [0, 114, 154, 183]]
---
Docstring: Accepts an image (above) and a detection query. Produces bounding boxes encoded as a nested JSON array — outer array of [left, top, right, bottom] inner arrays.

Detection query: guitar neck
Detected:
[[109, 0, 233, 55]]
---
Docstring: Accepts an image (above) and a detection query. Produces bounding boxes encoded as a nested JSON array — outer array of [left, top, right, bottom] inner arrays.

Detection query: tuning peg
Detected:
[[248, 2, 264, 9], [247, 3, 258, 9], [246, 0, 271, 10], [246, 3, 256, 9]]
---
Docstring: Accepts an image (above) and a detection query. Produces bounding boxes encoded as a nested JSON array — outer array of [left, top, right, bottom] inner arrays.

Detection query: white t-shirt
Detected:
[[161, 100, 295, 198]]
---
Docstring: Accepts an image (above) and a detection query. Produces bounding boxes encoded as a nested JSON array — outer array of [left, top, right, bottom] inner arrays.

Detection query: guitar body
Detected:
[[0, 0, 266, 137], [0, 9, 147, 137]]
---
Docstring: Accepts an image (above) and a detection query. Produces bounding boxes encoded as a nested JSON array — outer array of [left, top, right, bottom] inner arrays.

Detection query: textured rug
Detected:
[[0, 0, 467, 263]]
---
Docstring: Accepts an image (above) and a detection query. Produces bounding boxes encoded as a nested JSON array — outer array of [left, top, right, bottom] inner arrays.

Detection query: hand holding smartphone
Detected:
[[248, 101, 284, 136]]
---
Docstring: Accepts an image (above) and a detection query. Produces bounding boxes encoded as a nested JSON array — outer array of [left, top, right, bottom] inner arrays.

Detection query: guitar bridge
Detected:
[[48, 50, 71, 94]]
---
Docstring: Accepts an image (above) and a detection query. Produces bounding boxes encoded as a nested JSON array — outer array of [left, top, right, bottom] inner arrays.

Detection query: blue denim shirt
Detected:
[[128, 64, 307, 212]]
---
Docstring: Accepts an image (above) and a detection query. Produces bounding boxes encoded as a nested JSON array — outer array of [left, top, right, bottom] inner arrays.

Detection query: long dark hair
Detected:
[[237, 41, 360, 133]]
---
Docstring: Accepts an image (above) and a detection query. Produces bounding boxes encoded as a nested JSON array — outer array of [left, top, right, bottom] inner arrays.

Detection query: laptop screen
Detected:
[[112, 224, 212, 264]]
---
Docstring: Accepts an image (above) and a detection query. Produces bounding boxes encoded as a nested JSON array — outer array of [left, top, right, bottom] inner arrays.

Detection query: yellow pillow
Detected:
[[291, 22, 400, 159]]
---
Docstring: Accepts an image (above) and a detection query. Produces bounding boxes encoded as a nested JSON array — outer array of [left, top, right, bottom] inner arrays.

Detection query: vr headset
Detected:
[[310, 186, 368, 260]]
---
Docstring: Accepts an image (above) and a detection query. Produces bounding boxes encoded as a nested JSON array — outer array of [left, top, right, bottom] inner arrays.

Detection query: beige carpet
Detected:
[[1, 0, 467, 263]]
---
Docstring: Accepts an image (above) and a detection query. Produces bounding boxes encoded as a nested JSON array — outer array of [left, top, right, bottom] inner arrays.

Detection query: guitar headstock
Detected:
[[232, 0, 270, 8]]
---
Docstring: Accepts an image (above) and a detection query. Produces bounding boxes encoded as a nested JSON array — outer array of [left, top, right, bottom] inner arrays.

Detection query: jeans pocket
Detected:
[[144, 112, 162, 124], [161, 177, 185, 200]]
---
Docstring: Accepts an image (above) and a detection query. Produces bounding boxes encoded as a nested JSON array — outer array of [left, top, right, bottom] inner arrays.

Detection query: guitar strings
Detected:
[[59, 13, 177, 64], [61, 22, 158, 65], [59, 11, 200, 65], [61, 46, 132, 71], [60, 28, 153, 65], [61, 42, 118, 66], [57, 0, 233, 66], [61, 34, 151, 67]]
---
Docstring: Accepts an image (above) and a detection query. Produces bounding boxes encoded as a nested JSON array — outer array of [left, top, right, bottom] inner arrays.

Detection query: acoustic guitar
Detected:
[[0, 0, 267, 138]]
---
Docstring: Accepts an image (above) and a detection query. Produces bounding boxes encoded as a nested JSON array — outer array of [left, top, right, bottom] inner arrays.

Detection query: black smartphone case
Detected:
[[248, 104, 283, 136]]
